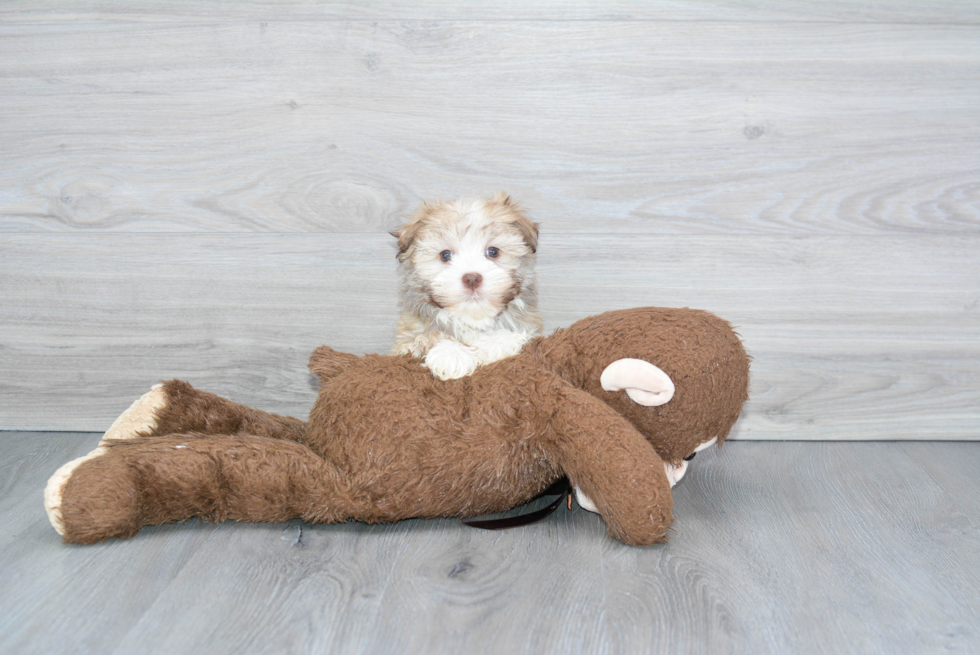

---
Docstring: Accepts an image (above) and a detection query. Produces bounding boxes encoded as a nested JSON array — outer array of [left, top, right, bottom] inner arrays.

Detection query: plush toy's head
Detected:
[[527, 307, 751, 466]]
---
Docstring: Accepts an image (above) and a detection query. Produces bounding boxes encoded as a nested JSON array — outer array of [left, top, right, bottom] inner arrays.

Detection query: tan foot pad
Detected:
[[44, 446, 108, 536], [99, 383, 168, 445]]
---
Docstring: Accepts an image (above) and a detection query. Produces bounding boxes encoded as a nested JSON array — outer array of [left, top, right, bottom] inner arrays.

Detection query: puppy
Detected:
[[391, 193, 542, 380]]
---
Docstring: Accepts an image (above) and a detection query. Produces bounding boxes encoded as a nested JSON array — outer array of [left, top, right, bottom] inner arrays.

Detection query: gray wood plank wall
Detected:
[[2, 1, 978, 436]]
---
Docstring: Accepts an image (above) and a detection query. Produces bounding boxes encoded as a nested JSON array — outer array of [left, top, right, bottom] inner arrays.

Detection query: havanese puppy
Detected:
[[391, 193, 542, 380]]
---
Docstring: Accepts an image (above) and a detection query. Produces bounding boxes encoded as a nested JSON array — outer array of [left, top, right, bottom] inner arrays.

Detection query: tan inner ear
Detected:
[[600, 358, 675, 407]]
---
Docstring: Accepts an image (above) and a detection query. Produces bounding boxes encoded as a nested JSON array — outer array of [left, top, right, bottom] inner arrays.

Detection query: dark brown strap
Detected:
[[463, 477, 570, 530]]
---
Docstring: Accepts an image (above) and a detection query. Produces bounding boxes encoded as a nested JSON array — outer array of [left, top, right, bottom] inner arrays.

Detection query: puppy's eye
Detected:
[[440, 250, 453, 262], [486, 247, 500, 259]]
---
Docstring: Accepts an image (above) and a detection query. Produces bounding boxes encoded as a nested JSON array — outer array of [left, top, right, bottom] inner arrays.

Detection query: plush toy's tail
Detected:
[[46, 434, 359, 544]]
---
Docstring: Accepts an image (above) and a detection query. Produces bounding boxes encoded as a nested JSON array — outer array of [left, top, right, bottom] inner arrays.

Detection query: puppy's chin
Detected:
[[431, 292, 506, 326]]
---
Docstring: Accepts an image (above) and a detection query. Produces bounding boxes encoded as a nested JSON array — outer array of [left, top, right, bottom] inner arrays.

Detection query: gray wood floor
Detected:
[[2, 433, 978, 654], [2, 1, 978, 439]]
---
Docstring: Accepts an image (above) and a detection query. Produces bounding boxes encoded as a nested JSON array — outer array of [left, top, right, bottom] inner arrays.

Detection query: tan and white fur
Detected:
[[391, 193, 542, 380]]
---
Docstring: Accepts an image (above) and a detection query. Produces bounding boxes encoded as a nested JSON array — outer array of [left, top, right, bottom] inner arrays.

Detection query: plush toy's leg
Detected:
[[100, 380, 306, 446], [46, 434, 357, 544], [99, 383, 170, 444], [549, 388, 674, 546]]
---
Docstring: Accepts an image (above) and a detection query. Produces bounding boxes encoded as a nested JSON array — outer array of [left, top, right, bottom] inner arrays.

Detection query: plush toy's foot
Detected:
[[44, 444, 141, 542], [47, 381, 170, 538], [44, 445, 109, 537], [99, 383, 169, 445]]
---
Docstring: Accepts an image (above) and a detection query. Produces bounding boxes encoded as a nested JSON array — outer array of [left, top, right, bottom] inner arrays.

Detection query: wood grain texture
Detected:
[[2, 0, 979, 23], [1, 20, 977, 235], [1, 3, 977, 438], [2, 233, 978, 436], [2, 435, 978, 654]]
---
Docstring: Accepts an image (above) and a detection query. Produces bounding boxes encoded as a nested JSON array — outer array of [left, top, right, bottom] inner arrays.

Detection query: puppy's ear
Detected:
[[492, 191, 513, 206], [492, 192, 539, 254], [512, 214, 539, 254], [391, 204, 431, 262], [390, 222, 418, 262]]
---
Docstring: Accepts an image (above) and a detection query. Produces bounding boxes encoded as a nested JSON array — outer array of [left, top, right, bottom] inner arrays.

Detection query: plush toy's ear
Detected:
[[308, 346, 360, 383], [600, 358, 675, 406]]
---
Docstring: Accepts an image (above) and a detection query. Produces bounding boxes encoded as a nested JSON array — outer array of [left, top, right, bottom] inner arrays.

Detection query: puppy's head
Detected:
[[392, 193, 539, 324]]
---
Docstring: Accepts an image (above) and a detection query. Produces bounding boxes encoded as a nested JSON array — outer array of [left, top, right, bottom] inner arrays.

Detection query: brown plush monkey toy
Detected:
[[44, 307, 749, 547]]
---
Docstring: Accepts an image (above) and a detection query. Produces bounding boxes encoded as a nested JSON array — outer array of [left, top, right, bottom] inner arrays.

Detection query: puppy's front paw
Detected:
[[423, 339, 480, 380], [393, 331, 444, 358], [470, 330, 531, 365]]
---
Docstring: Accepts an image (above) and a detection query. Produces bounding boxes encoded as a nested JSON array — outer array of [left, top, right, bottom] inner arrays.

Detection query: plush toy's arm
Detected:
[[46, 433, 360, 544], [548, 387, 674, 545]]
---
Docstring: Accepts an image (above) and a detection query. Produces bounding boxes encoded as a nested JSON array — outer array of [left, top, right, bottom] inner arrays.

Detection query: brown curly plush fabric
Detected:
[[49, 307, 749, 546]]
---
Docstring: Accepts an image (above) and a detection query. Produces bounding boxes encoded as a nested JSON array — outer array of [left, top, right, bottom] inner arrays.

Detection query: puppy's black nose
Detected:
[[462, 273, 483, 290]]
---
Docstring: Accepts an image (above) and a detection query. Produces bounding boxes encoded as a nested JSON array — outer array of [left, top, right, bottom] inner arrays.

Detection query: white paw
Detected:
[[470, 330, 531, 365], [44, 446, 108, 536], [600, 358, 674, 406], [423, 339, 480, 380], [99, 383, 168, 446], [574, 486, 600, 514]]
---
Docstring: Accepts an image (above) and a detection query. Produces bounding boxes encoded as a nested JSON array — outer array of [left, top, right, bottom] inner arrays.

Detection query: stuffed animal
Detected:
[[44, 307, 749, 546]]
